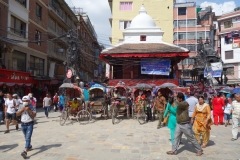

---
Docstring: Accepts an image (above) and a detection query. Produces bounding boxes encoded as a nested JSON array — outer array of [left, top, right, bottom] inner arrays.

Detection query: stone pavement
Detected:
[[0, 109, 239, 160]]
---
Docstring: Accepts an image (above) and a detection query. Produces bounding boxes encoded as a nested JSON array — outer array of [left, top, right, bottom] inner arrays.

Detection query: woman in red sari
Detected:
[[212, 93, 224, 125]]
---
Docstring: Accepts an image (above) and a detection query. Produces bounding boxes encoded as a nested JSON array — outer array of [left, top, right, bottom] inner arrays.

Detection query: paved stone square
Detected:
[[0, 109, 240, 160]]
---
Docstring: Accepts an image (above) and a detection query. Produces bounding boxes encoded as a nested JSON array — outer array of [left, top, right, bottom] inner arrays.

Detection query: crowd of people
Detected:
[[130, 88, 240, 156], [0, 87, 240, 158]]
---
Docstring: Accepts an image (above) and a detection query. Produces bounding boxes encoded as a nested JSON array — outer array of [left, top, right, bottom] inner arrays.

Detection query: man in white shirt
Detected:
[[4, 93, 19, 134], [186, 92, 198, 118], [231, 94, 240, 141]]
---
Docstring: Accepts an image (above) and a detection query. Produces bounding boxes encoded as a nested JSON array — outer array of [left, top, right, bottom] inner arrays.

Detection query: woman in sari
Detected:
[[191, 96, 213, 148], [163, 97, 177, 144]]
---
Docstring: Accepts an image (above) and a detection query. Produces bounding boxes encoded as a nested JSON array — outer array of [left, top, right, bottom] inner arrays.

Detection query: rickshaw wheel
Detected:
[[77, 110, 91, 125], [137, 109, 146, 125], [60, 110, 68, 126]]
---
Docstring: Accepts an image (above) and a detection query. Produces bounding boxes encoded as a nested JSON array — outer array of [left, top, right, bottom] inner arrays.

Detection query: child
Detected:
[[223, 99, 232, 127]]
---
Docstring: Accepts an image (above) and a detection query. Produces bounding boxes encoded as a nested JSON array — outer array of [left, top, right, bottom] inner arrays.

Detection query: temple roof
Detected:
[[101, 43, 189, 55]]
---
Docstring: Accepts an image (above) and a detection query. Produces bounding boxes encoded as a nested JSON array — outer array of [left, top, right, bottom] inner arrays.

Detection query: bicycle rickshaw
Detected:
[[87, 83, 109, 120], [132, 83, 153, 124], [111, 84, 130, 124], [59, 83, 90, 125]]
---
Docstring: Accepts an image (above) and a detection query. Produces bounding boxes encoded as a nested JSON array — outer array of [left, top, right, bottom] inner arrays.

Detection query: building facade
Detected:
[[108, 0, 174, 45], [217, 10, 240, 84], [173, 2, 216, 85]]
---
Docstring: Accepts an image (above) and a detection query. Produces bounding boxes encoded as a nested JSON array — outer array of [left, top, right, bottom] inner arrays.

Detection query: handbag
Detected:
[[163, 113, 170, 124]]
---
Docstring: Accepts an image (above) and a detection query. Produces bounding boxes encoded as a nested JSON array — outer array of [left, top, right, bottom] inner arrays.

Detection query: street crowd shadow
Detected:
[[0, 143, 18, 152], [28, 143, 62, 158]]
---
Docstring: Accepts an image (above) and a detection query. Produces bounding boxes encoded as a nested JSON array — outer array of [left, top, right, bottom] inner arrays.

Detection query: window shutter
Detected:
[[119, 21, 124, 30]]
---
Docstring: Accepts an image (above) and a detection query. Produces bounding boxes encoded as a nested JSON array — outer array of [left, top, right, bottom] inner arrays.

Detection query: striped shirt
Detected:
[[231, 100, 240, 116]]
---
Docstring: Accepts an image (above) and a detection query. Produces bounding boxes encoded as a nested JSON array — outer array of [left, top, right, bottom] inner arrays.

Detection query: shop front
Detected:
[[0, 69, 37, 97]]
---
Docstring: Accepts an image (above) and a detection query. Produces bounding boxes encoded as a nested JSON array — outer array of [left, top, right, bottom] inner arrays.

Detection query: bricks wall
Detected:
[[28, 0, 48, 54], [0, 2, 8, 38]]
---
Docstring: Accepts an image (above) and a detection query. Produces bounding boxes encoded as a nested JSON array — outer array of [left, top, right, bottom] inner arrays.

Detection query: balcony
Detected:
[[47, 41, 66, 61]]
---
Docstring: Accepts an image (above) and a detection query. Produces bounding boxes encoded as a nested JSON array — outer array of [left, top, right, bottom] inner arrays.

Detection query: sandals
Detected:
[[231, 138, 237, 141]]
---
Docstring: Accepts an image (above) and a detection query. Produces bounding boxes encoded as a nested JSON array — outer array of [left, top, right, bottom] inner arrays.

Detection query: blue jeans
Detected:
[[44, 106, 49, 117], [21, 122, 34, 148], [0, 111, 3, 123]]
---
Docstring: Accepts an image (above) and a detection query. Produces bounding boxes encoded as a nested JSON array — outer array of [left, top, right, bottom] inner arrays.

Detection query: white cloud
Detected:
[[66, 0, 112, 46], [200, 1, 236, 16]]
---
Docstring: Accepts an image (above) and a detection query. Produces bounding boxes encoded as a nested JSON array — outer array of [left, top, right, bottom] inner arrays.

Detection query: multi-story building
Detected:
[[76, 12, 104, 83], [217, 10, 240, 85], [108, 0, 174, 45], [173, 2, 215, 86], [0, 0, 102, 101]]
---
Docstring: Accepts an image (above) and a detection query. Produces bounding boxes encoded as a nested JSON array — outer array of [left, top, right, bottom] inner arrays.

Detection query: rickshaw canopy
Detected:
[[89, 84, 106, 93]]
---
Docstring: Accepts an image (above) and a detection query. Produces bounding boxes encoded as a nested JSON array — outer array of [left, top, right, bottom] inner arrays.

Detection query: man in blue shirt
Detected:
[[83, 87, 89, 109], [59, 93, 65, 112]]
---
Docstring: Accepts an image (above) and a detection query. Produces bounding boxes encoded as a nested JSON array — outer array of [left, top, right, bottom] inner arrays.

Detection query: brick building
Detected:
[[173, 2, 216, 86]]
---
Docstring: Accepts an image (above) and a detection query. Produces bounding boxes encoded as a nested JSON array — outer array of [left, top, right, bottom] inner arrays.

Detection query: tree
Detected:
[[234, 7, 240, 11]]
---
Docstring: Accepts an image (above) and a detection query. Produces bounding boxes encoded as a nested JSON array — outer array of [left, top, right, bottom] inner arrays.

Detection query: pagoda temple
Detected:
[[100, 5, 190, 86]]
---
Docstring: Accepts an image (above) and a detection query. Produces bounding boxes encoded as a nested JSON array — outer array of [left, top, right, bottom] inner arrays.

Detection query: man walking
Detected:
[[231, 94, 240, 141], [53, 93, 59, 112], [28, 93, 37, 124], [4, 93, 19, 134], [43, 94, 52, 118], [154, 91, 166, 129], [167, 92, 203, 156], [186, 92, 198, 119], [0, 90, 5, 124], [16, 96, 36, 159]]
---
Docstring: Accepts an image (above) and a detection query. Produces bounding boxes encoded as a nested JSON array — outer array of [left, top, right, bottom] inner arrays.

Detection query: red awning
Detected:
[[100, 53, 189, 58]]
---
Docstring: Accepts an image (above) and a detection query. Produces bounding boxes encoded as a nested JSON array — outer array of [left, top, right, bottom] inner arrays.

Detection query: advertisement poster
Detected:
[[233, 37, 240, 49], [204, 68, 222, 78], [141, 59, 171, 75]]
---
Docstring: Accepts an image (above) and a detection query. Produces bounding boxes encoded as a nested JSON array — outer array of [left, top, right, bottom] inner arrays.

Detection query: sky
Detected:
[[68, 0, 240, 47]]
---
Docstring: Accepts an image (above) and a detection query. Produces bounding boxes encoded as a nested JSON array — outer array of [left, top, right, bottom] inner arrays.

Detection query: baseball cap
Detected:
[[13, 94, 18, 97], [22, 96, 30, 101]]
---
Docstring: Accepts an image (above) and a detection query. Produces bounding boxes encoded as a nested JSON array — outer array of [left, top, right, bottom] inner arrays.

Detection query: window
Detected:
[[12, 51, 26, 71], [10, 16, 26, 38], [224, 21, 232, 28], [179, 58, 194, 65], [48, 17, 56, 31], [15, 0, 27, 8], [225, 50, 233, 59], [178, 7, 186, 15], [35, 30, 41, 46], [140, 35, 146, 41], [187, 32, 196, 40], [173, 19, 196, 28], [197, 31, 205, 39], [225, 36, 233, 44], [120, 2, 133, 11], [119, 21, 131, 30], [178, 32, 186, 40], [36, 3, 42, 20], [227, 67, 234, 75], [187, 44, 196, 52], [30, 56, 44, 76], [187, 19, 196, 27]]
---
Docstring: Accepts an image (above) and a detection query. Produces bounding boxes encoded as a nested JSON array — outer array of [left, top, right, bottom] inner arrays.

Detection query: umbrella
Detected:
[[135, 83, 152, 90], [59, 83, 75, 89], [219, 89, 231, 94], [153, 87, 172, 96], [231, 88, 240, 94], [159, 83, 177, 88], [89, 84, 106, 93]]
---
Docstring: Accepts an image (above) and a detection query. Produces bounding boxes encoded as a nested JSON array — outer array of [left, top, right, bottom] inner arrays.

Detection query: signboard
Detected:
[[204, 68, 222, 78], [105, 63, 110, 78], [233, 37, 240, 49], [140, 59, 171, 75], [94, 70, 98, 77], [98, 64, 102, 74], [211, 62, 222, 71]]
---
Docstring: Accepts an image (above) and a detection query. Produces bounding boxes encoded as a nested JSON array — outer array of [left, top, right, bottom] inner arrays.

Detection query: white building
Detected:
[[217, 10, 240, 84]]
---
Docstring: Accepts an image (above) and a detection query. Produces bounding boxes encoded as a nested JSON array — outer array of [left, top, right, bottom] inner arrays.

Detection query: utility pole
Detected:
[[63, 29, 81, 84]]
